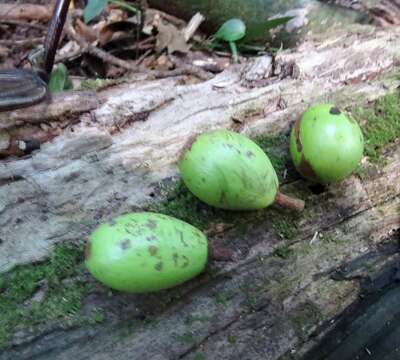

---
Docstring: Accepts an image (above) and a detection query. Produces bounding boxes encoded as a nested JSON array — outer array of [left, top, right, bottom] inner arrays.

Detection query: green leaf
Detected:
[[109, 0, 137, 13], [48, 64, 72, 93], [242, 16, 294, 43], [84, 0, 108, 23], [264, 16, 294, 31]]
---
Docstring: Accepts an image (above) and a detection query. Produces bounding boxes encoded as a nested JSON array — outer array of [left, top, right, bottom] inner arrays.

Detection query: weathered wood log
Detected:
[[1, 25, 399, 272], [0, 24, 400, 360]]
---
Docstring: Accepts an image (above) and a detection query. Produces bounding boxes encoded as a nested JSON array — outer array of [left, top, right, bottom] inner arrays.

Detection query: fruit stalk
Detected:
[[275, 191, 305, 212], [229, 41, 238, 63]]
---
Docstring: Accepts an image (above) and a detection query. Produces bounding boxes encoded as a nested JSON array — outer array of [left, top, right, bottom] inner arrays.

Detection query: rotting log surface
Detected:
[[0, 25, 400, 359]]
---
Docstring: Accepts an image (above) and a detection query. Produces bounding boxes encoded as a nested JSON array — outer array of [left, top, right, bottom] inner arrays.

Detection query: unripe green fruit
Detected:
[[178, 130, 279, 210], [85, 212, 208, 293], [290, 104, 364, 184], [215, 18, 246, 42]]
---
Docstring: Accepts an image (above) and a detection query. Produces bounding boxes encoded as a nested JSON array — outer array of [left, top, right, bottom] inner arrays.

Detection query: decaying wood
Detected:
[[0, 23, 400, 360], [0, 4, 52, 22], [326, 0, 400, 25], [0, 91, 98, 129]]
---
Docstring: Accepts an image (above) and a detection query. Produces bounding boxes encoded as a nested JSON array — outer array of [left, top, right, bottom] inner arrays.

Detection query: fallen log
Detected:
[[0, 22, 400, 360]]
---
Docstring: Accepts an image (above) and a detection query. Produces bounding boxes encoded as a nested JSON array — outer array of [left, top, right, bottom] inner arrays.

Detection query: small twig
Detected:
[[183, 12, 205, 42], [66, 20, 139, 71], [135, 49, 152, 66], [0, 37, 44, 46], [0, 20, 47, 30], [146, 8, 186, 28]]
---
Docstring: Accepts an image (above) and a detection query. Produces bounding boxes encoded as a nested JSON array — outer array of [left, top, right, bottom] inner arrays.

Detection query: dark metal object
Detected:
[[0, 0, 71, 112], [0, 69, 48, 111], [42, 0, 71, 81]]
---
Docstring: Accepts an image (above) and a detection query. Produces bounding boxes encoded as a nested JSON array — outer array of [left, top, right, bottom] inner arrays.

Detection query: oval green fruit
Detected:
[[178, 130, 279, 210], [290, 104, 364, 184], [214, 18, 246, 42], [85, 212, 208, 293]]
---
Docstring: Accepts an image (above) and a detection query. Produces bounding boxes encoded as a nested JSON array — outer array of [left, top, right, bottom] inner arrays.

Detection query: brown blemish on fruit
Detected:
[[146, 219, 157, 229], [124, 224, 136, 235], [146, 235, 158, 242], [246, 150, 255, 158], [172, 253, 179, 267], [85, 241, 91, 260], [330, 107, 341, 115], [154, 262, 163, 271], [119, 239, 131, 250], [148, 245, 158, 256], [201, 177, 206, 183], [181, 255, 189, 268], [294, 118, 302, 152], [176, 229, 188, 247], [298, 155, 318, 180]]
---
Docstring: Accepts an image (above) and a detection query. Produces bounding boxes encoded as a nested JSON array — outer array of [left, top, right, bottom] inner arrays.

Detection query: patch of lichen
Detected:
[[0, 244, 103, 348], [353, 92, 400, 162], [269, 208, 298, 240]]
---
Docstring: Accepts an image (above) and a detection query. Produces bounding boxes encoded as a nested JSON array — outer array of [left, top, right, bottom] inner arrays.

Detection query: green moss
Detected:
[[0, 244, 100, 348], [148, 181, 213, 230], [185, 314, 212, 325], [269, 209, 298, 240], [353, 92, 400, 161], [148, 180, 255, 231], [194, 353, 207, 360], [227, 334, 236, 344], [254, 133, 295, 182], [273, 246, 294, 259], [177, 332, 198, 346], [290, 301, 323, 341], [214, 289, 235, 306], [322, 233, 347, 246]]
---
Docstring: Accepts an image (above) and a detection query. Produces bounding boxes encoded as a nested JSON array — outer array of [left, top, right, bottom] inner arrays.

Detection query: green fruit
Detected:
[[214, 18, 246, 42], [290, 104, 364, 183], [214, 18, 246, 63], [85, 212, 208, 293], [178, 130, 279, 210]]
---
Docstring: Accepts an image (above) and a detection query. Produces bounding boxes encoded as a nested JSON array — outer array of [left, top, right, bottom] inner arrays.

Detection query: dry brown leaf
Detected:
[[75, 18, 98, 43], [155, 22, 190, 54]]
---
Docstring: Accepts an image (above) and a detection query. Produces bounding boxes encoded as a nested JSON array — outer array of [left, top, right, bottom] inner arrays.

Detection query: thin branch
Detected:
[[183, 12, 205, 42], [0, 20, 47, 30], [0, 37, 44, 46]]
